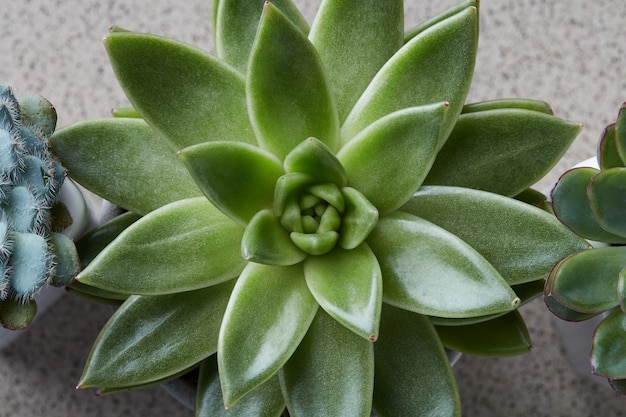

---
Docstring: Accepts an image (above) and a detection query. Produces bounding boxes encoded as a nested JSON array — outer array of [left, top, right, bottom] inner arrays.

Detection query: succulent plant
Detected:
[[49, 1, 588, 416], [549, 102, 626, 393], [0, 85, 80, 330]]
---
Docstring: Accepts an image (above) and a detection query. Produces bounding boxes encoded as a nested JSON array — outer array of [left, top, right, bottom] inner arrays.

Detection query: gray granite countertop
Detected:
[[2, 1, 626, 416]]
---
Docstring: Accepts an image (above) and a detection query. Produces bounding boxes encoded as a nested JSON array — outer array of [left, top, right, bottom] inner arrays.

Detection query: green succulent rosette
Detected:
[[50, 1, 588, 416], [549, 102, 626, 393]]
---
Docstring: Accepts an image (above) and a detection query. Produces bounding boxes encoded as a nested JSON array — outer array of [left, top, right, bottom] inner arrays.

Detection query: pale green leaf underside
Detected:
[[309, 0, 403, 122], [78, 198, 245, 295], [341, 5, 477, 147], [404, 186, 590, 285], [50, 118, 201, 215], [218, 263, 318, 407], [280, 309, 374, 417], [104, 30, 256, 149], [79, 280, 235, 389], [247, 2, 339, 160], [367, 211, 519, 318]]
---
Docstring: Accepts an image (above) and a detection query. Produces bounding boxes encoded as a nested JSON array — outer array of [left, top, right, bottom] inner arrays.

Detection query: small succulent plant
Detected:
[[49, 1, 588, 416], [549, 102, 626, 393], [0, 85, 79, 330]]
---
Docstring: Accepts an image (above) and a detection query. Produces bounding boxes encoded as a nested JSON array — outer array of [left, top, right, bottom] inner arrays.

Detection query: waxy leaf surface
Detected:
[[283, 138, 347, 186], [247, 2, 339, 159], [309, 0, 403, 122], [424, 109, 582, 196], [78, 198, 245, 295], [242, 209, 307, 265], [179, 141, 283, 226], [404, 186, 590, 284], [303, 244, 382, 341], [104, 30, 256, 148], [367, 211, 519, 318], [50, 118, 201, 215], [280, 310, 374, 417], [196, 357, 285, 417], [592, 309, 626, 378], [551, 167, 626, 243], [341, 5, 477, 146], [337, 104, 446, 214], [79, 280, 234, 389], [589, 168, 626, 238], [218, 263, 318, 407], [373, 304, 460, 417], [215, 0, 309, 73], [598, 124, 624, 170], [546, 247, 626, 314]]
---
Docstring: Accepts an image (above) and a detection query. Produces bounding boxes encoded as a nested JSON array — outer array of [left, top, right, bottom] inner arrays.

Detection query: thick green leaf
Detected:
[[544, 256, 603, 321], [247, 2, 339, 160], [552, 167, 626, 243], [178, 141, 283, 226], [103, 30, 256, 148], [592, 309, 626, 378], [78, 280, 234, 389], [338, 187, 379, 250], [367, 211, 519, 318], [589, 168, 626, 238], [423, 109, 582, 196], [303, 244, 382, 341], [309, 0, 403, 122], [215, 0, 309, 73], [461, 98, 554, 115], [280, 309, 374, 417], [436, 310, 531, 356], [241, 209, 307, 265], [337, 104, 447, 214], [598, 124, 624, 170], [218, 263, 318, 407], [78, 198, 245, 295], [341, 5, 477, 147], [283, 138, 347, 186], [196, 356, 285, 417], [50, 119, 202, 215], [373, 304, 460, 417], [546, 247, 626, 314], [404, 186, 590, 284]]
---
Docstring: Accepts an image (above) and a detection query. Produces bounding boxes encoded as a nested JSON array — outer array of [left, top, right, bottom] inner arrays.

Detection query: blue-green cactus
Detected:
[[0, 85, 79, 330]]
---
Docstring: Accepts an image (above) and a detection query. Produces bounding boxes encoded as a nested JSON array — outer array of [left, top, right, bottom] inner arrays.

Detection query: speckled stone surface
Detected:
[[2, 1, 626, 416]]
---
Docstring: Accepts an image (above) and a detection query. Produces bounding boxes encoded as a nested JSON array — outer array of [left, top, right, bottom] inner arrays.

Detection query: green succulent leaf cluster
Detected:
[[50, 1, 587, 416], [549, 102, 626, 392], [0, 85, 79, 330]]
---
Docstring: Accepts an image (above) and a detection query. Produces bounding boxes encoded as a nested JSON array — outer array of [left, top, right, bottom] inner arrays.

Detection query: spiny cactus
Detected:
[[0, 85, 79, 330]]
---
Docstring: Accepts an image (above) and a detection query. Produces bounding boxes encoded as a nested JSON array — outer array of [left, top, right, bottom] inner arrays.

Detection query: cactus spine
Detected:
[[0, 85, 79, 330]]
